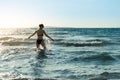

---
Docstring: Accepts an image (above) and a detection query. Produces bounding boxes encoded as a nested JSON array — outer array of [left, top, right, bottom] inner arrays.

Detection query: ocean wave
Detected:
[[89, 72, 120, 80], [83, 53, 115, 61], [0, 37, 15, 40], [62, 40, 104, 47], [71, 53, 115, 62], [0, 72, 120, 80], [49, 32, 68, 35], [54, 39, 64, 41], [0, 37, 29, 41], [54, 71, 120, 80], [0, 48, 36, 62], [0, 36, 36, 46], [1, 41, 34, 46]]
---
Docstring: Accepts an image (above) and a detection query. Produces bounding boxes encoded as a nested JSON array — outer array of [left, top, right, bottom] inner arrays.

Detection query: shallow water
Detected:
[[0, 28, 120, 80]]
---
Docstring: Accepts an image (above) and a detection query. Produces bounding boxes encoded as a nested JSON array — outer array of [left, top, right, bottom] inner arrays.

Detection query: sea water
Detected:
[[0, 28, 120, 80]]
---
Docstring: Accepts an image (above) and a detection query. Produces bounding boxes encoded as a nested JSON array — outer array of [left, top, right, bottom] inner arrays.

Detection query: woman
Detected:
[[28, 24, 54, 50]]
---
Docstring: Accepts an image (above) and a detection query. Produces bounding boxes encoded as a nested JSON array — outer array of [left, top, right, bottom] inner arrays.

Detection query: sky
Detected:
[[0, 0, 120, 28]]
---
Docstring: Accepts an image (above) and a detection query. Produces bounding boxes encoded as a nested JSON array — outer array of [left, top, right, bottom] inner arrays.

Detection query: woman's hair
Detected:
[[39, 24, 44, 28]]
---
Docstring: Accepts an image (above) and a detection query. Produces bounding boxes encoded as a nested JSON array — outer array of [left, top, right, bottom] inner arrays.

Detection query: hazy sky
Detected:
[[0, 0, 120, 28]]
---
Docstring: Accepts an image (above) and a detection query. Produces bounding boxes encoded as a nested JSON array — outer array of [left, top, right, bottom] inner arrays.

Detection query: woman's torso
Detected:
[[36, 29, 44, 39]]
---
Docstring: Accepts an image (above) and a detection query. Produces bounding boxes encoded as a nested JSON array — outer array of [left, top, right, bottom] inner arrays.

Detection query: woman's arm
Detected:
[[28, 31, 37, 39], [43, 30, 54, 41]]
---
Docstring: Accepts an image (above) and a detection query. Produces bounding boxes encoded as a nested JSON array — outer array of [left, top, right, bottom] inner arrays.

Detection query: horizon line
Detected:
[[0, 26, 120, 29]]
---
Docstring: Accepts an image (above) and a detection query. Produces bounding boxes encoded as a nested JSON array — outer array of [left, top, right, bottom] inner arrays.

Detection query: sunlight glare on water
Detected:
[[0, 28, 120, 80]]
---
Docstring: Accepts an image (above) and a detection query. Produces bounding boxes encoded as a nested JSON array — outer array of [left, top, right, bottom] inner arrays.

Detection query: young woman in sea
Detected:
[[28, 24, 54, 50]]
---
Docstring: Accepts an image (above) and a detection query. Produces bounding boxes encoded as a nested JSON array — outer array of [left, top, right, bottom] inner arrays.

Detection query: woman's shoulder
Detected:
[[41, 29, 45, 32]]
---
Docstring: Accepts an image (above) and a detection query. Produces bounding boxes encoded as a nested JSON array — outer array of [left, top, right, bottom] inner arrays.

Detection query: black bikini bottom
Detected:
[[36, 39, 43, 44]]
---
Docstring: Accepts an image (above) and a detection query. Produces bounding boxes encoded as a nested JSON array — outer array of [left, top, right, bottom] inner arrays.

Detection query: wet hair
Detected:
[[39, 24, 44, 28]]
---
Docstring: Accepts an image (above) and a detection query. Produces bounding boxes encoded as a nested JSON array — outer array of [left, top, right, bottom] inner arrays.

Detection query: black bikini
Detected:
[[36, 31, 43, 44], [36, 39, 43, 44], [36, 34, 43, 44]]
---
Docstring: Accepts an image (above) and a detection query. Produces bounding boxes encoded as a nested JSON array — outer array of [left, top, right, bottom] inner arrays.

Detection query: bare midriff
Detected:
[[37, 35, 43, 40]]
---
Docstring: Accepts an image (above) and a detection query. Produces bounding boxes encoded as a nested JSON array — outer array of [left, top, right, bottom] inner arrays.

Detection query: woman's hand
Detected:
[[28, 36, 31, 39], [51, 38, 54, 41]]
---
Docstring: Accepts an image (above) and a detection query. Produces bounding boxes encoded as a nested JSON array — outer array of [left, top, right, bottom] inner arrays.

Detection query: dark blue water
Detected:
[[0, 28, 120, 80]]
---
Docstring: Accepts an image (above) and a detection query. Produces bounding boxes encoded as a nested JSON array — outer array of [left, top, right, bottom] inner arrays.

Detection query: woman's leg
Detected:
[[36, 43, 41, 50], [36, 40, 40, 49], [41, 40, 46, 50]]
